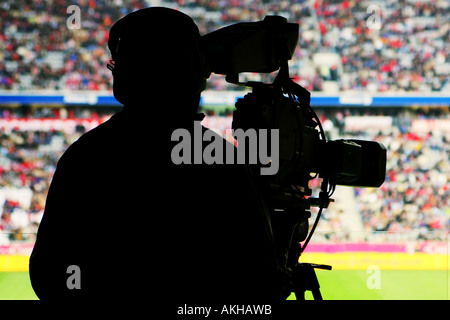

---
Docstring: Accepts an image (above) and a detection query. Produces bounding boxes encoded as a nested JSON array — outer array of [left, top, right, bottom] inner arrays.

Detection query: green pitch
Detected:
[[0, 270, 448, 300], [0, 272, 38, 300], [288, 269, 449, 300]]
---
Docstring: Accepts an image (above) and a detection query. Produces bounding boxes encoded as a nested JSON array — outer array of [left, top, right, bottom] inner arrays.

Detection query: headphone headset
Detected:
[[106, 8, 211, 79]]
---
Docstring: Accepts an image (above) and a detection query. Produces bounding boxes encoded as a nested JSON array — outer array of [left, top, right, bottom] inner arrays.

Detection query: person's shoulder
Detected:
[[58, 112, 125, 165], [77, 112, 125, 143]]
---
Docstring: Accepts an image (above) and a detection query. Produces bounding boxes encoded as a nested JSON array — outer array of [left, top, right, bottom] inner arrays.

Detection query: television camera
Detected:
[[201, 16, 387, 300]]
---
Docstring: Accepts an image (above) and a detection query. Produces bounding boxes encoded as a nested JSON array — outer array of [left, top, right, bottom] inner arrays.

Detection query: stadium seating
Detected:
[[0, 1, 448, 245], [1, 108, 448, 244], [0, 0, 448, 92]]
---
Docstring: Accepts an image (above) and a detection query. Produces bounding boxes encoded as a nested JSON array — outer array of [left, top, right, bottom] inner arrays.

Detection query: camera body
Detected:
[[233, 84, 387, 190], [202, 16, 386, 193], [202, 16, 299, 74], [201, 15, 387, 299]]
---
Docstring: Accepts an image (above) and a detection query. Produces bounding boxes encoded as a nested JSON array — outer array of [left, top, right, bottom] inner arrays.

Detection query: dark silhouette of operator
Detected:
[[29, 7, 282, 303]]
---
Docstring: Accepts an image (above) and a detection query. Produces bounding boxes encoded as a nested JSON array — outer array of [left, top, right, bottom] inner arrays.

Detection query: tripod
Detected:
[[293, 263, 332, 300]]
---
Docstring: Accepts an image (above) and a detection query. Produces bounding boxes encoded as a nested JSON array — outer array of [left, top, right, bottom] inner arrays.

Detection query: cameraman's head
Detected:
[[108, 7, 210, 113]]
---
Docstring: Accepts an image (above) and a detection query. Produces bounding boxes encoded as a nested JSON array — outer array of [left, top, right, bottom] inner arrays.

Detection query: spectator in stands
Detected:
[[29, 7, 283, 303]]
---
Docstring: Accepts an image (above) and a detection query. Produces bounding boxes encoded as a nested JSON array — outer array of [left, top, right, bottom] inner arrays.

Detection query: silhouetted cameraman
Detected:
[[30, 7, 282, 303]]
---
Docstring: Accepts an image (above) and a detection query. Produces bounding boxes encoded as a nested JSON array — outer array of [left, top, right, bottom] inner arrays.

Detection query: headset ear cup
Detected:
[[199, 39, 211, 78], [201, 53, 211, 79], [204, 64, 211, 79]]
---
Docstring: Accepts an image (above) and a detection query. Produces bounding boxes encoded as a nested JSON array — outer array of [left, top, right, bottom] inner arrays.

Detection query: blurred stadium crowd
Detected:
[[0, 0, 448, 245], [351, 125, 448, 243], [0, 107, 448, 245], [0, 0, 449, 92], [307, 109, 449, 243]]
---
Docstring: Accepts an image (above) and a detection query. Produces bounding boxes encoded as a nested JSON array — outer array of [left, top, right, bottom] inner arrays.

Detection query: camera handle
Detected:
[[293, 263, 332, 300]]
